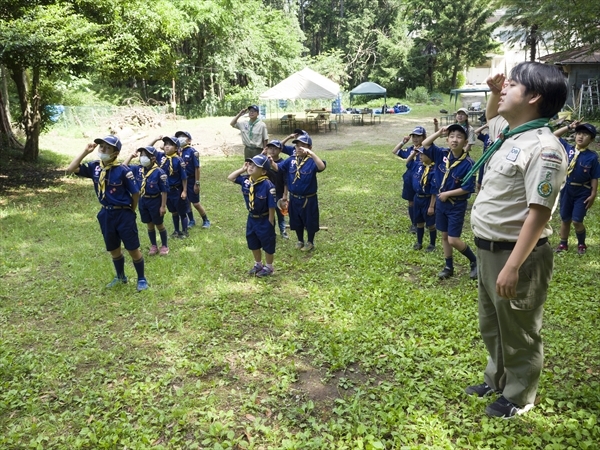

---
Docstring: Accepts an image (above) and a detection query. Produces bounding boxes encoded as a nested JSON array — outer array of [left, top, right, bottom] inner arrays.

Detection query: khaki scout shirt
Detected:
[[234, 119, 268, 149], [471, 115, 567, 241]]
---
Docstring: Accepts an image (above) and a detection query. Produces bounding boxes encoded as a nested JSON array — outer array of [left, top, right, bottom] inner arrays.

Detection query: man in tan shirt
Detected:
[[230, 105, 269, 159], [466, 62, 568, 418]]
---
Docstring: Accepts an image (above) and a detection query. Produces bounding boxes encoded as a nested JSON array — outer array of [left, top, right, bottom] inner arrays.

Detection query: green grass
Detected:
[[1, 131, 599, 449]]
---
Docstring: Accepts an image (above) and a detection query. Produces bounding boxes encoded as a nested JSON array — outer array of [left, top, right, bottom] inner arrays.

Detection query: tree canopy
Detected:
[[1, 0, 598, 160]]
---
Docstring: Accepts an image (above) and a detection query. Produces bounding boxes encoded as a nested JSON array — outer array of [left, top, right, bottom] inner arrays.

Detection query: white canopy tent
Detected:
[[259, 67, 340, 100]]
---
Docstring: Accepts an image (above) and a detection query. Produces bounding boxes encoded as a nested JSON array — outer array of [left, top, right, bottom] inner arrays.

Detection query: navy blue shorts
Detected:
[[166, 188, 188, 216], [413, 195, 436, 227], [246, 216, 276, 254], [139, 196, 165, 225], [97, 208, 140, 251], [402, 171, 415, 201], [187, 183, 200, 204], [560, 187, 589, 223], [435, 199, 467, 237], [289, 195, 320, 233]]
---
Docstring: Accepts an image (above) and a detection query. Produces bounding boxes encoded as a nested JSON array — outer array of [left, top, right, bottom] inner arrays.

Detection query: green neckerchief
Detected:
[[461, 118, 550, 188], [248, 118, 260, 140]]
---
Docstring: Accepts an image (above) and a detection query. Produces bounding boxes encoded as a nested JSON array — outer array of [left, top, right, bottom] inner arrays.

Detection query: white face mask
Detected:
[[98, 152, 113, 162], [140, 156, 152, 167]]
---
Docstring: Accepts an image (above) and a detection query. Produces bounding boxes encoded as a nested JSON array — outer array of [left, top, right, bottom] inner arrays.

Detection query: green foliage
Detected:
[[406, 86, 430, 104]]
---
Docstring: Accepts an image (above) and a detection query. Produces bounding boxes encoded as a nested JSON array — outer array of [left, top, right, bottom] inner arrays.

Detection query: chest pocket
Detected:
[[491, 162, 518, 178]]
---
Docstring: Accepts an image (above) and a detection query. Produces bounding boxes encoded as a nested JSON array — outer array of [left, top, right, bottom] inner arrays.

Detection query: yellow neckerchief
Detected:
[[140, 164, 159, 196], [248, 175, 268, 211], [98, 160, 120, 200], [293, 155, 309, 184], [161, 153, 175, 176], [567, 145, 588, 176], [440, 150, 467, 193], [420, 162, 434, 189]]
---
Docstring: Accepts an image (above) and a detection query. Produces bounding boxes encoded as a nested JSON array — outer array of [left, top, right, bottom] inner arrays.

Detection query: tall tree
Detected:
[[406, 0, 500, 90], [0, 2, 98, 160]]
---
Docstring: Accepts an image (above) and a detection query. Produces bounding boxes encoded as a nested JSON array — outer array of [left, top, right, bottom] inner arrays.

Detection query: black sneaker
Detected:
[[413, 242, 423, 250], [485, 396, 534, 419], [465, 382, 496, 397], [410, 224, 417, 234], [425, 244, 436, 252], [470, 261, 478, 280], [438, 266, 454, 279]]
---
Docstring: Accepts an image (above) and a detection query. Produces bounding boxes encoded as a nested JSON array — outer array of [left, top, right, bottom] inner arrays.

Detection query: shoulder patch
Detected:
[[125, 171, 134, 180], [269, 187, 276, 196], [160, 174, 168, 181], [541, 151, 563, 163], [194, 151, 199, 158], [537, 180, 553, 197]]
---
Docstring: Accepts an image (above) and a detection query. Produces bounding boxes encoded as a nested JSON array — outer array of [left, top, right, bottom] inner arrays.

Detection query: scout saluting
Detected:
[[66, 135, 149, 291]]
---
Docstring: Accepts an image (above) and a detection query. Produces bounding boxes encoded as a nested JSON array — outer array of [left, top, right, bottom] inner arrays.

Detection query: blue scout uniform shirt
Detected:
[[77, 161, 139, 206], [282, 145, 294, 156], [270, 157, 288, 199], [423, 144, 475, 196], [395, 146, 416, 185], [410, 159, 437, 195], [159, 154, 187, 188], [181, 146, 200, 180], [477, 133, 491, 185], [129, 164, 169, 197], [560, 138, 600, 187], [234, 175, 277, 215], [280, 155, 326, 196]]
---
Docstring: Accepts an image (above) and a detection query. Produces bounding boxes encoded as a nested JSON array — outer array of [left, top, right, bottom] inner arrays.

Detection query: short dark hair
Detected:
[[510, 62, 567, 119]]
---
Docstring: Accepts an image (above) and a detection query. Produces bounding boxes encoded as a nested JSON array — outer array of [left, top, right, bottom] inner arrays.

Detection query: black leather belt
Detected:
[[416, 194, 430, 198], [169, 184, 182, 190], [474, 237, 548, 252], [143, 194, 160, 198]]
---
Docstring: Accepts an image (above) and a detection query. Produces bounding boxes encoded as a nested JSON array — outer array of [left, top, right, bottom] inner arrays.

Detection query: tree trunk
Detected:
[[529, 24, 538, 61], [0, 85, 22, 151], [451, 47, 462, 89], [11, 67, 41, 161]]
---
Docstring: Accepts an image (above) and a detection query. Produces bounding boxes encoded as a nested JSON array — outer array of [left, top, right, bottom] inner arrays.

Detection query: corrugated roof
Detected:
[[540, 46, 600, 64]]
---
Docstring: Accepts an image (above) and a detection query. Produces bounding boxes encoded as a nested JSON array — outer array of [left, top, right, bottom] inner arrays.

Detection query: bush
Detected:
[[406, 86, 429, 104]]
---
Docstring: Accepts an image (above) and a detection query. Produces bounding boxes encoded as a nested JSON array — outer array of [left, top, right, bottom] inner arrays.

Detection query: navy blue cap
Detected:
[[410, 126, 426, 136], [245, 154, 269, 168], [248, 105, 260, 112], [446, 124, 468, 138], [175, 131, 192, 140], [575, 123, 597, 139], [267, 139, 283, 149], [94, 135, 122, 152], [293, 128, 306, 135], [162, 136, 180, 148], [292, 133, 313, 146], [137, 146, 157, 156]]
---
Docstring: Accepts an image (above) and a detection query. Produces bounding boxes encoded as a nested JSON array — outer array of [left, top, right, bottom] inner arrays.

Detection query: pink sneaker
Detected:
[[159, 245, 169, 256], [149, 245, 158, 256]]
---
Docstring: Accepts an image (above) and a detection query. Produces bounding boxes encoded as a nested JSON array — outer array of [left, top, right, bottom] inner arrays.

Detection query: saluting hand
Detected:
[[84, 143, 96, 154], [486, 73, 505, 95]]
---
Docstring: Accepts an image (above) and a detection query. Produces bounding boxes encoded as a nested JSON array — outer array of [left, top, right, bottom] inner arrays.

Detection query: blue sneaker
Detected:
[[188, 219, 196, 227], [202, 219, 211, 228], [106, 276, 128, 288], [136, 278, 149, 292]]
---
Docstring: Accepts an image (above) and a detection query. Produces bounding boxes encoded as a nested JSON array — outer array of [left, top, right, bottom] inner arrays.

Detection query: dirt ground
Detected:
[[39, 113, 438, 159]]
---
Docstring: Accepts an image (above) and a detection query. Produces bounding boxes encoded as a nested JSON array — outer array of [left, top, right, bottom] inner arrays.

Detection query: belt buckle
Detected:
[[489, 241, 495, 252]]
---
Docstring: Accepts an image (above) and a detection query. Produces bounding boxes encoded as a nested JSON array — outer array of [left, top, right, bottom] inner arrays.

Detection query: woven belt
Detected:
[[416, 194, 430, 198], [474, 237, 548, 252], [101, 205, 131, 210], [290, 192, 317, 199], [143, 194, 160, 198], [568, 182, 591, 189], [248, 212, 269, 218]]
